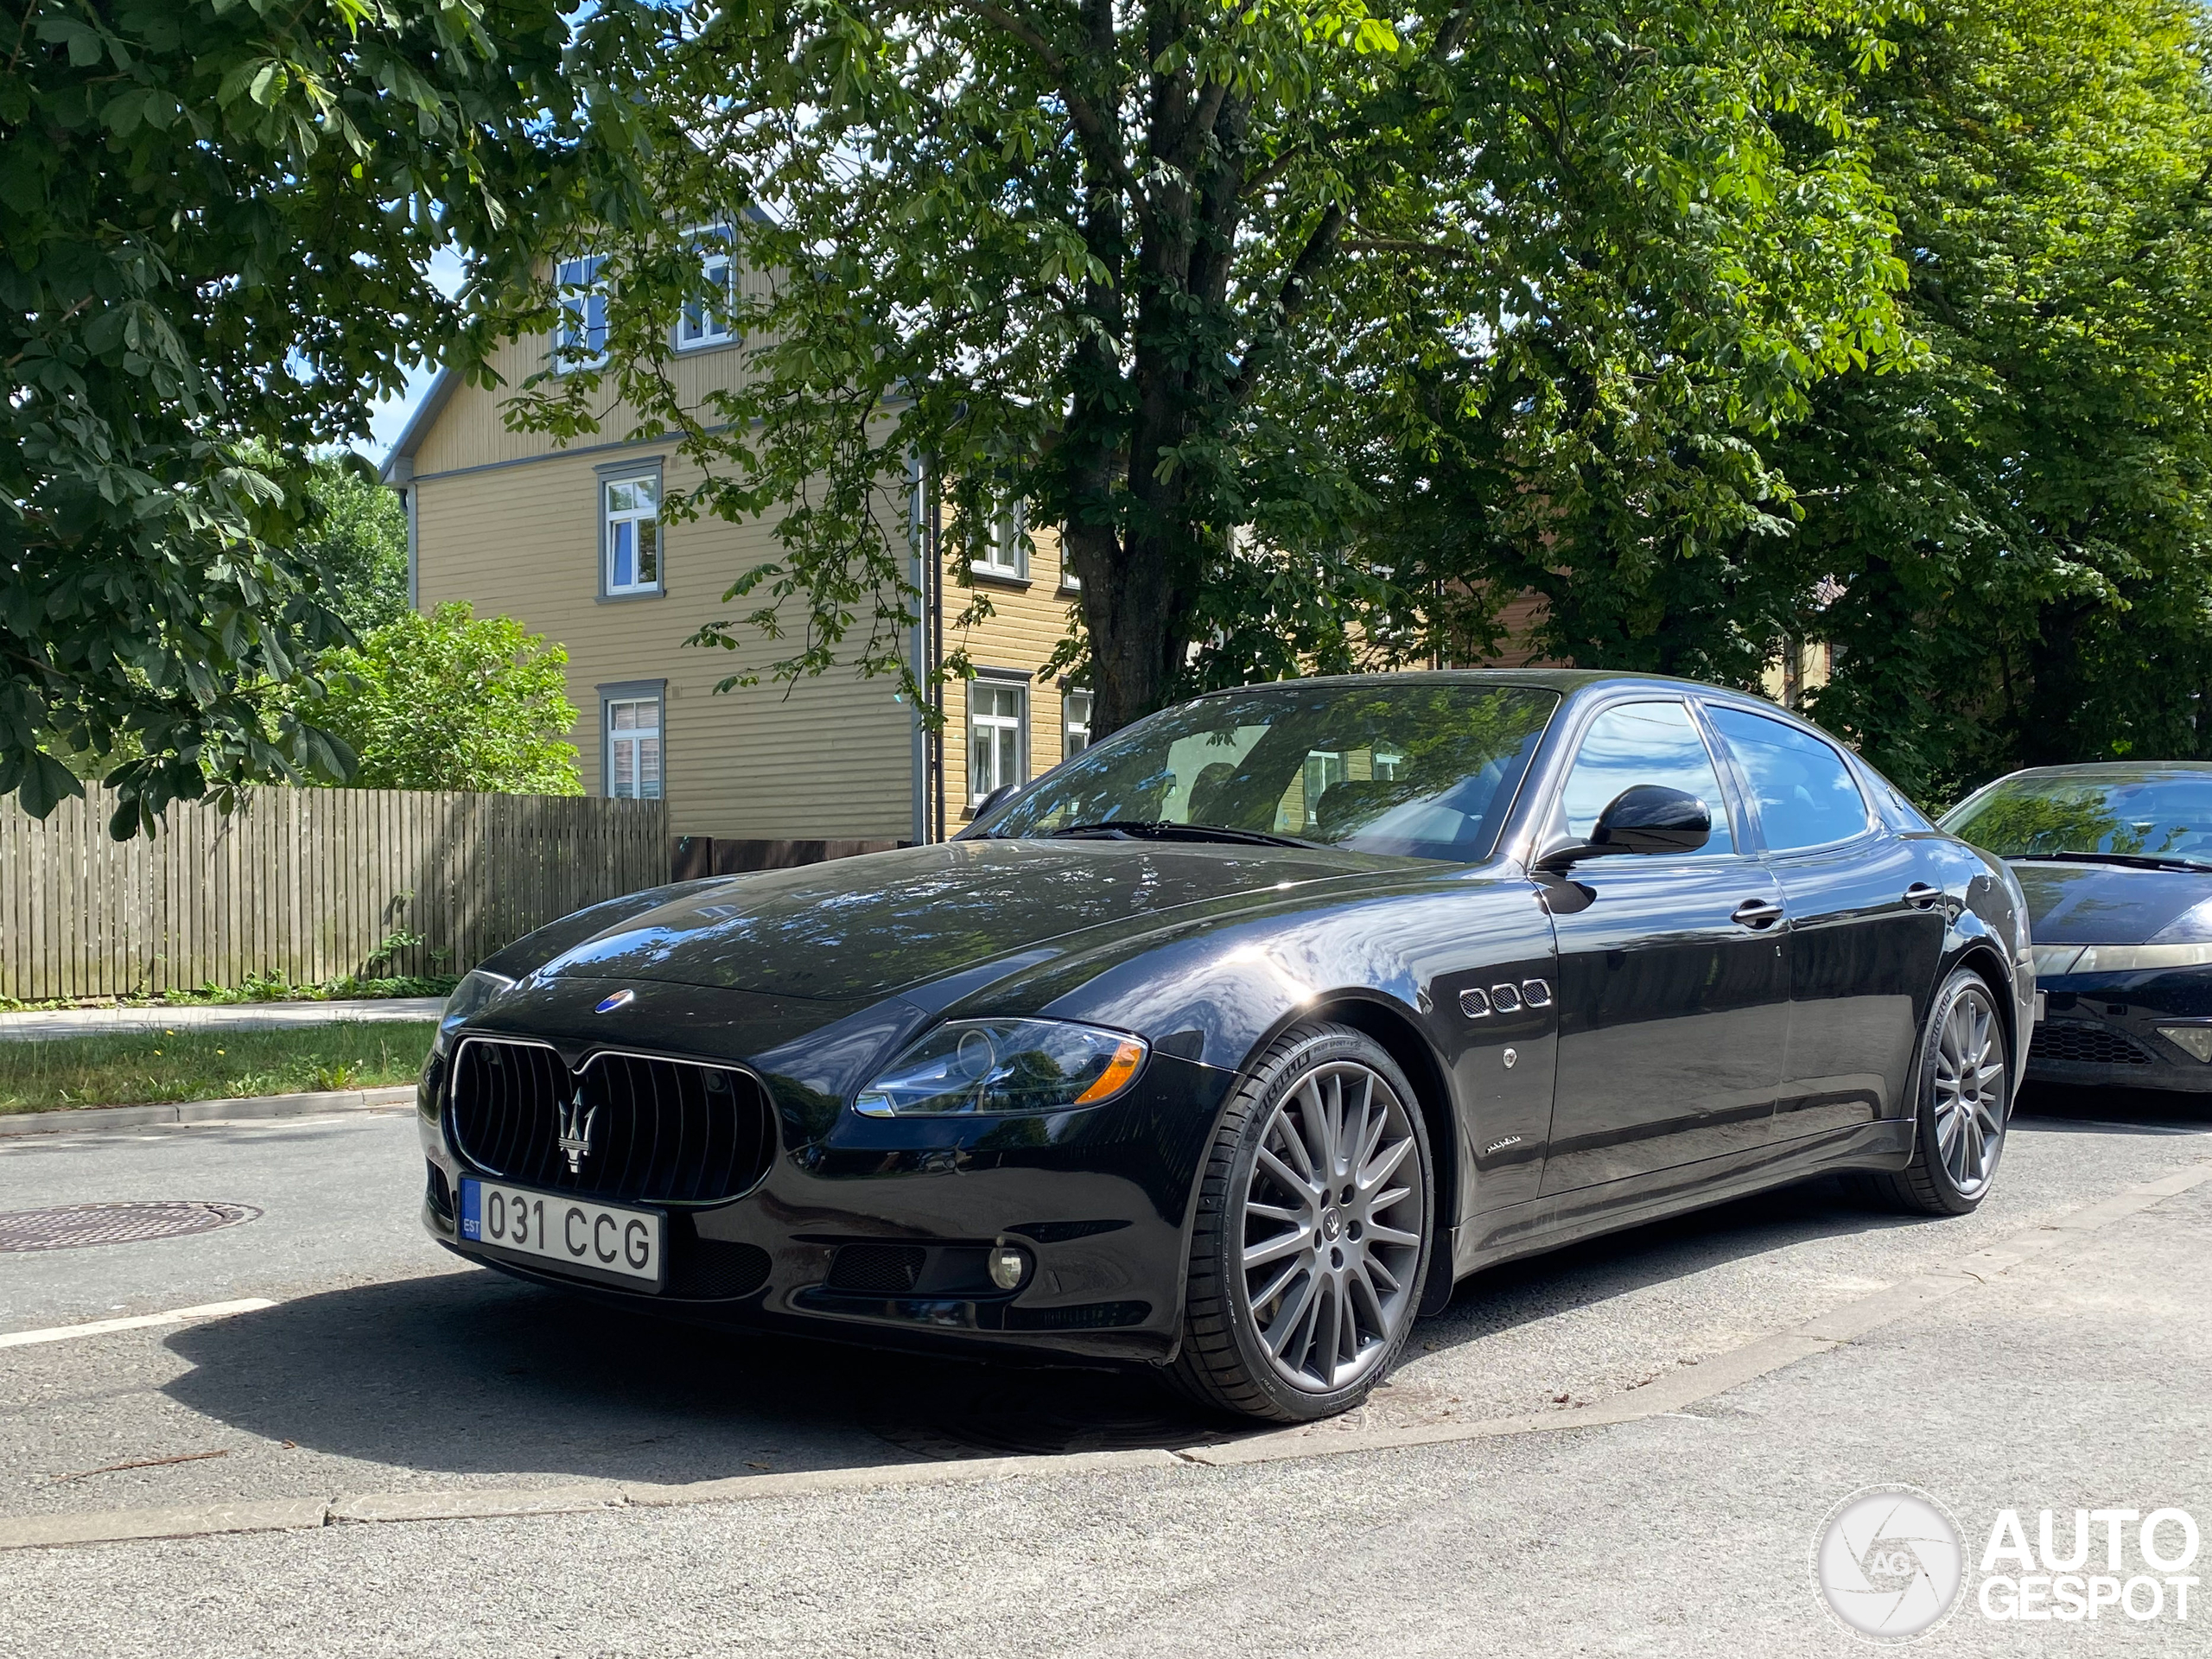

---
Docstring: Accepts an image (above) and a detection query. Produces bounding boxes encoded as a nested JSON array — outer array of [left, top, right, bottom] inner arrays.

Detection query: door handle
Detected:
[[1904, 882, 1943, 911], [1731, 898, 1784, 930]]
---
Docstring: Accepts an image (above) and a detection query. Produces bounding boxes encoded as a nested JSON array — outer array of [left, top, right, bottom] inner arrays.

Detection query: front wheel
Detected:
[[1171, 1024, 1433, 1422], [1854, 967, 2010, 1216]]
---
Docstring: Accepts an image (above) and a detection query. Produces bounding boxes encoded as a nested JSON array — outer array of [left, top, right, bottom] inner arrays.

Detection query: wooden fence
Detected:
[[0, 786, 669, 1002]]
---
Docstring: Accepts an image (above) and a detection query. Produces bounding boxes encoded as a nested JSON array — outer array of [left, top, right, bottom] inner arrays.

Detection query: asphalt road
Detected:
[[1, 1085, 2207, 1656]]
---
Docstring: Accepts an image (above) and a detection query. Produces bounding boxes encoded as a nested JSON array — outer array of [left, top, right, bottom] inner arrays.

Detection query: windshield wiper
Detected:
[[1046, 819, 1319, 849], [2012, 851, 2212, 874]]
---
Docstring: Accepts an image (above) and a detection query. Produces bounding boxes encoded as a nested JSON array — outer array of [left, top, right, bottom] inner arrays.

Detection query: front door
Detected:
[[1537, 700, 1794, 1194], [1704, 703, 1948, 1135]]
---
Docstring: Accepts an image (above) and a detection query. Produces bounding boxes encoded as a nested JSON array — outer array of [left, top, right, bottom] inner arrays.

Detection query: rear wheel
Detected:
[[1853, 967, 2009, 1216], [1171, 1024, 1433, 1422]]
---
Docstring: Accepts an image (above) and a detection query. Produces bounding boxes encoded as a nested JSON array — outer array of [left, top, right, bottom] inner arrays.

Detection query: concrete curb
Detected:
[[3, 1157, 2204, 1553], [0, 1086, 416, 1140]]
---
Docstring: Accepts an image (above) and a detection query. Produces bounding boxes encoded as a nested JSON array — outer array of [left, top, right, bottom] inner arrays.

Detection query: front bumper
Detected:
[[2028, 972, 2212, 1093], [417, 1051, 1235, 1364]]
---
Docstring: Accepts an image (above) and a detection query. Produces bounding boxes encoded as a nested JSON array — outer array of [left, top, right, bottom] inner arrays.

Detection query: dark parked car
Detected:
[[1943, 761, 2212, 1092], [421, 671, 2031, 1422]]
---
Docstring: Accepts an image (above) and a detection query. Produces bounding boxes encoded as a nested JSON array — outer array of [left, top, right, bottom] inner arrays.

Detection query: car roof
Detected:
[[1983, 761, 2212, 785], [1192, 667, 1808, 718]]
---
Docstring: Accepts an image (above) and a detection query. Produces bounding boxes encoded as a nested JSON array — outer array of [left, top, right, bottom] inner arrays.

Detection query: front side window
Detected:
[[1063, 690, 1093, 758], [1558, 701, 1735, 855], [978, 682, 1559, 862], [1707, 706, 1869, 851], [607, 697, 663, 799], [556, 255, 608, 367], [969, 681, 1027, 804], [677, 229, 737, 349], [604, 474, 661, 594]]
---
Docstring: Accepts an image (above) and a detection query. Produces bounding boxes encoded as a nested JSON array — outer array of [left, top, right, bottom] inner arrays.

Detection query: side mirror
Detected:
[[973, 783, 1022, 817], [1540, 784, 1712, 868]]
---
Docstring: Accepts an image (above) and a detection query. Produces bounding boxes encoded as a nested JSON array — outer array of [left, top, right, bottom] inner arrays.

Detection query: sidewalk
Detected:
[[0, 999, 446, 1042]]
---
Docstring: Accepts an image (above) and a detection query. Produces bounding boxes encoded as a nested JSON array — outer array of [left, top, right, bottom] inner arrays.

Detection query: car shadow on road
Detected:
[[157, 1097, 2210, 1488], [160, 1266, 1227, 1484]]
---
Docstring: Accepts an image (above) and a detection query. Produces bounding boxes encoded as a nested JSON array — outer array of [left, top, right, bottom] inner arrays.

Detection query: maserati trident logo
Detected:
[[594, 989, 635, 1014], [556, 1094, 598, 1174]]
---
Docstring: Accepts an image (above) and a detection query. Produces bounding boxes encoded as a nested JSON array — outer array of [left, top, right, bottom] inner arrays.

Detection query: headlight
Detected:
[[2033, 943, 2212, 976], [435, 969, 515, 1056], [853, 1019, 1148, 1118]]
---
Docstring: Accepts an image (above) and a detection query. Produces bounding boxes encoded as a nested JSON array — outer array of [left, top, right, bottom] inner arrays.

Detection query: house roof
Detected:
[[378, 366, 459, 486]]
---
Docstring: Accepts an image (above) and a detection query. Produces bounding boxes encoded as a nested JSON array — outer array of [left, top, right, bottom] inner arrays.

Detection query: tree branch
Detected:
[[1226, 203, 1344, 404], [957, 0, 1155, 237]]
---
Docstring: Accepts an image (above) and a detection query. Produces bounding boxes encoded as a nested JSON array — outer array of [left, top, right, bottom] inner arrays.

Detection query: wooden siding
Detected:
[[412, 447, 915, 842], [938, 521, 1086, 819], [0, 787, 667, 1002], [413, 264, 780, 479]]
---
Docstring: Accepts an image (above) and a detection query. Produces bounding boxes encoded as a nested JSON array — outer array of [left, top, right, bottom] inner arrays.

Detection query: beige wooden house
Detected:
[[380, 268, 1090, 869]]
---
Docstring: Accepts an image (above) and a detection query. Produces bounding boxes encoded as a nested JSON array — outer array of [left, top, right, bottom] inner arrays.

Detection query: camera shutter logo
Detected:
[[1813, 1486, 1966, 1642]]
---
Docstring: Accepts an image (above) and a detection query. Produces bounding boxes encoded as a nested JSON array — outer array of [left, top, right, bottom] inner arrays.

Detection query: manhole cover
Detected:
[[0, 1202, 262, 1254]]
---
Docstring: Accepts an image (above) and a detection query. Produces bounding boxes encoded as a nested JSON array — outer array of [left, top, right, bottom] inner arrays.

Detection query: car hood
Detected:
[[2011, 860, 2212, 944], [533, 837, 1427, 1001]]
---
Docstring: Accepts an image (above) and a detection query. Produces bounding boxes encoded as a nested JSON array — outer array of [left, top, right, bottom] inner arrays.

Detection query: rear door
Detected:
[[1702, 703, 1947, 1134], [1537, 699, 1793, 1194]]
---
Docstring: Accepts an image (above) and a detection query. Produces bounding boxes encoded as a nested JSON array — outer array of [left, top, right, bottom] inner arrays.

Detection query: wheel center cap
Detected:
[[1321, 1207, 1344, 1242]]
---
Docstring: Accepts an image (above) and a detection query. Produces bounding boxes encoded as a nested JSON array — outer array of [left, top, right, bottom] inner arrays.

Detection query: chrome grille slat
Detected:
[[449, 1039, 776, 1205]]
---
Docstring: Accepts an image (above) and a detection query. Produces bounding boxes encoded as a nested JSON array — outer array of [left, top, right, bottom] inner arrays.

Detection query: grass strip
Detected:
[[0, 1022, 435, 1115]]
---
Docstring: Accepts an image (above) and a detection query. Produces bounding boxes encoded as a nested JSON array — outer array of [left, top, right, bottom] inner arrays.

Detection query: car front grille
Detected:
[[449, 1039, 778, 1204], [2030, 1022, 2153, 1066]]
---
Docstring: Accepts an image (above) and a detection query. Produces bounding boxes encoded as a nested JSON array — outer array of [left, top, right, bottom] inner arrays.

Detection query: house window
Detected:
[[969, 680, 1027, 804], [603, 473, 662, 595], [973, 500, 1028, 579], [605, 694, 664, 799], [556, 255, 608, 367], [1063, 690, 1093, 757], [677, 228, 737, 349]]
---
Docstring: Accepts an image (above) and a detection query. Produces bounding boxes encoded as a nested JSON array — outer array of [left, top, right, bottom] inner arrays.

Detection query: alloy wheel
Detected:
[[1933, 982, 2005, 1196], [1234, 1059, 1426, 1393]]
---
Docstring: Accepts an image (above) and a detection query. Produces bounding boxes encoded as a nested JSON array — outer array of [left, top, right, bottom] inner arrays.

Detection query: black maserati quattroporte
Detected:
[[420, 671, 2033, 1421]]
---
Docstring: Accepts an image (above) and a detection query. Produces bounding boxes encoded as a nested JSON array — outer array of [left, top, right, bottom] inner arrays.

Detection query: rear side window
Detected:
[[1707, 706, 1870, 851]]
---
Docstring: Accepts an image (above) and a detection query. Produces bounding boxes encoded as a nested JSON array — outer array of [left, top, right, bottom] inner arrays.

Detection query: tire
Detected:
[[1171, 1022, 1434, 1422], [1853, 967, 2010, 1217]]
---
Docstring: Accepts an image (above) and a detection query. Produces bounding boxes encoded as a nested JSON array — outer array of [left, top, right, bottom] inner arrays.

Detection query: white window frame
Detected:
[[968, 676, 1029, 806], [600, 683, 665, 801], [973, 499, 1029, 580], [555, 254, 608, 369], [600, 464, 664, 598], [676, 226, 739, 351], [1062, 689, 1093, 758]]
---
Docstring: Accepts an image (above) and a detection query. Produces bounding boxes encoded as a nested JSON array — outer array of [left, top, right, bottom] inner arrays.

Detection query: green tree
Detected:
[[1777, 0, 2212, 800], [308, 603, 582, 794], [2, 0, 639, 835], [506, 0, 1910, 738], [297, 454, 412, 639]]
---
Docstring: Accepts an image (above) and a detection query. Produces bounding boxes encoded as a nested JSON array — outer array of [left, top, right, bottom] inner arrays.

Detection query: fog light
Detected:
[[2158, 1025, 2212, 1063], [988, 1243, 1028, 1290]]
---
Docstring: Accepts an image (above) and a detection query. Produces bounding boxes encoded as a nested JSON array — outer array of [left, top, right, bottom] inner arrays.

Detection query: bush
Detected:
[[310, 602, 583, 794]]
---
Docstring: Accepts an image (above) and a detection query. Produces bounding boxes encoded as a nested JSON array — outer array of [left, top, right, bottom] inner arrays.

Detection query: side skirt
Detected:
[[1449, 1118, 1916, 1282]]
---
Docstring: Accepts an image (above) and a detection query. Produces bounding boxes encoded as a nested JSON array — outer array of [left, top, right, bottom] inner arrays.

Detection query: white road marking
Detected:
[[0, 1300, 276, 1351]]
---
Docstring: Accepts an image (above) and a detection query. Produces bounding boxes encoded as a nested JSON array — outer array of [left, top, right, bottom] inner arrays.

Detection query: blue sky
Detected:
[[359, 246, 467, 461]]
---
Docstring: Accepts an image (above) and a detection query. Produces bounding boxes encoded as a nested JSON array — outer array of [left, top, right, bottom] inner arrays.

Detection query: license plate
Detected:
[[459, 1179, 664, 1291]]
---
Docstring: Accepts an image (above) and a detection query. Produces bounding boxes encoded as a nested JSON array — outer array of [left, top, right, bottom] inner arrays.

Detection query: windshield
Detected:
[[1943, 772, 2212, 867], [976, 682, 1560, 862]]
